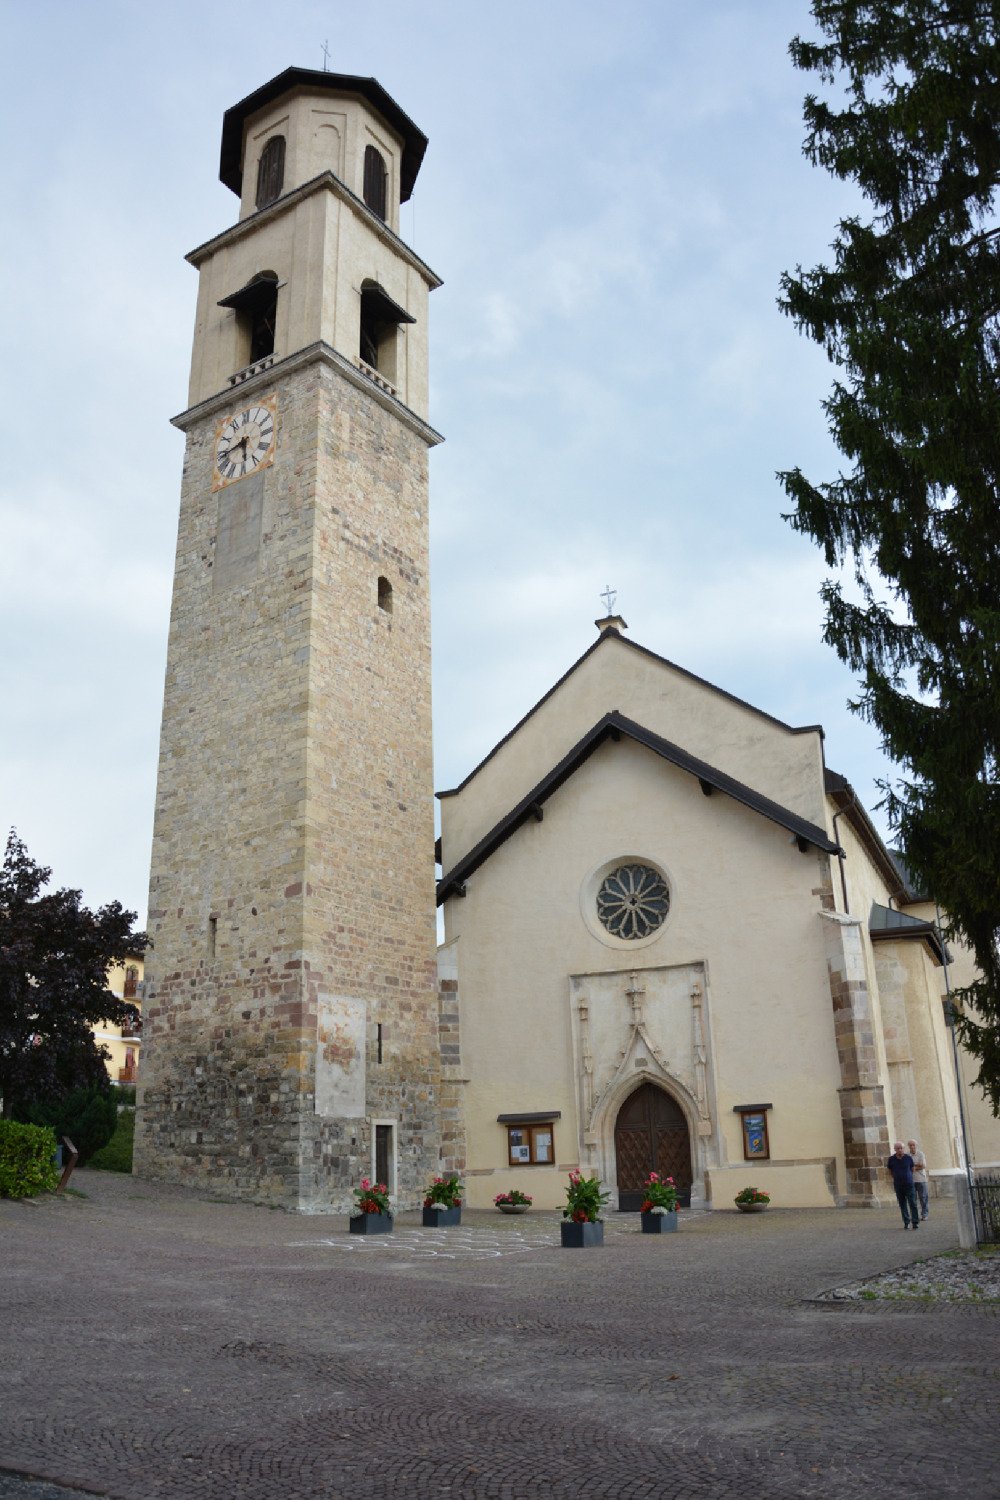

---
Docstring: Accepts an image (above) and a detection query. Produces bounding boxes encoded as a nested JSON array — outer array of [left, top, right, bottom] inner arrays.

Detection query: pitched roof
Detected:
[[869, 902, 947, 966], [437, 709, 840, 904], [437, 629, 824, 801]]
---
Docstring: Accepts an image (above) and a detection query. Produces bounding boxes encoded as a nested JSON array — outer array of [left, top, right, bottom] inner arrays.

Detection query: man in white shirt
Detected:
[[908, 1138, 929, 1221]]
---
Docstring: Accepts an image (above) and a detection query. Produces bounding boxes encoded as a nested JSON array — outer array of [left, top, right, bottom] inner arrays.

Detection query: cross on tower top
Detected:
[[600, 584, 617, 617]]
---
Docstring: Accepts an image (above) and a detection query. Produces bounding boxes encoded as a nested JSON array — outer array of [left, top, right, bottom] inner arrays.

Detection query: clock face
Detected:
[[213, 401, 276, 488]]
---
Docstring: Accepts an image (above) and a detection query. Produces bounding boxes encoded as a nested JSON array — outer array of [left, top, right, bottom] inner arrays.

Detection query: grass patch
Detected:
[[88, 1109, 134, 1173]]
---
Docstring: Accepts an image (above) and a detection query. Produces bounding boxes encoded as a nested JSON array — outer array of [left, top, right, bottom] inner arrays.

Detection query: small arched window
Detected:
[[255, 136, 286, 210], [363, 145, 388, 221], [378, 576, 393, 614]]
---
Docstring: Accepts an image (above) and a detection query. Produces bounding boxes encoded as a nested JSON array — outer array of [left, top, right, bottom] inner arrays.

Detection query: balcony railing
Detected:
[[229, 353, 275, 387], [356, 358, 397, 397]]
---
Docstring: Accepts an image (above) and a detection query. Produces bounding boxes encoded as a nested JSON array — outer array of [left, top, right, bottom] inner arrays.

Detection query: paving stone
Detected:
[[1, 1171, 997, 1500]]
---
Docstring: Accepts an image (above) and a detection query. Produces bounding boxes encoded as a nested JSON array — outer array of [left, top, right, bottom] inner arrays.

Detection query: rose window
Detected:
[[596, 863, 670, 940]]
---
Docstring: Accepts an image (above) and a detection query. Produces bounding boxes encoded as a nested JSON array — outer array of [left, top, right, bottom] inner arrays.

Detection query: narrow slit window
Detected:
[[255, 135, 286, 210], [208, 916, 217, 959], [363, 144, 388, 221], [376, 1022, 384, 1063], [378, 576, 393, 614], [375, 1123, 394, 1189]]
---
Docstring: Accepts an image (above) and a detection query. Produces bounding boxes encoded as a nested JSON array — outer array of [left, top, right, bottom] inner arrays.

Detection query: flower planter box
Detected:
[[641, 1209, 678, 1234], [560, 1219, 604, 1248], [422, 1206, 462, 1227], [736, 1202, 767, 1214], [497, 1203, 529, 1215], [349, 1212, 393, 1235]]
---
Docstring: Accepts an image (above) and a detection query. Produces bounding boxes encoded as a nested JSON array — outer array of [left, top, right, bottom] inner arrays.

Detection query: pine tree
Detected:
[[779, 1, 1000, 1107]]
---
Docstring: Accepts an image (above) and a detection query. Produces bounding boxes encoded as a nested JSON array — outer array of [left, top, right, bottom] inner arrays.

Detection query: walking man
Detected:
[[886, 1141, 920, 1229], [908, 1138, 929, 1221]]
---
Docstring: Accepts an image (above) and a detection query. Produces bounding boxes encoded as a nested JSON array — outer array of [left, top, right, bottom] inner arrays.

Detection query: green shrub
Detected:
[[0, 1120, 59, 1197], [29, 1085, 118, 1166], [89, 1107, 134, 1173]]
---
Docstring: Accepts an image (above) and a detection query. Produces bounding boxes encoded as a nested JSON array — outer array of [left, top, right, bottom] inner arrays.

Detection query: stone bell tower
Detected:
[[134, 69, 444, 1210]]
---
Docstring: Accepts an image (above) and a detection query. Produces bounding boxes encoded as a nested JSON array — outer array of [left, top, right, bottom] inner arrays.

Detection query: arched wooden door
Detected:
[[614, 1082, 692, 1210]]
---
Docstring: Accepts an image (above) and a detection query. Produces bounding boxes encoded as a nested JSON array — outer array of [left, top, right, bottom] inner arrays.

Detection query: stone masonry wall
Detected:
[[135, 354, 443, 1209], [436, 942, 466, 1177], [820, 911, 891, 1204]]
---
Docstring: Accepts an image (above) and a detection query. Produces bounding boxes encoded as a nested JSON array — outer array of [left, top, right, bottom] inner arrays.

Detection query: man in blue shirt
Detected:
[[886, 1141, 920, 1229]]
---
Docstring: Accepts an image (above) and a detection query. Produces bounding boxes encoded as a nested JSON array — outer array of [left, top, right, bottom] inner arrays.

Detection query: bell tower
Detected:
[[134, 69, 444, 1210]]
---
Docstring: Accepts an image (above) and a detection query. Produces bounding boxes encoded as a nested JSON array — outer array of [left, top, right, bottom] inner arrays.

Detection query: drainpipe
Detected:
[[936, 902, 977, 1248], [830, 809, 850, 914]]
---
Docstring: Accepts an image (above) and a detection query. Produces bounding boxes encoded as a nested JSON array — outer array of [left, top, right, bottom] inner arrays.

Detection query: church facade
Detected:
[[136, 67, 999, 1216], [437, 618, 1000, 1210]]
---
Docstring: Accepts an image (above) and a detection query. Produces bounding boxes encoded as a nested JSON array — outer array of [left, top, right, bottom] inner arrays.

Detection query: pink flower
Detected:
[[360, 1178, 370, 1190]]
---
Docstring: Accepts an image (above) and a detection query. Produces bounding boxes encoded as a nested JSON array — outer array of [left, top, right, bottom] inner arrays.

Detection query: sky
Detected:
[[0, 0, 891, 925]]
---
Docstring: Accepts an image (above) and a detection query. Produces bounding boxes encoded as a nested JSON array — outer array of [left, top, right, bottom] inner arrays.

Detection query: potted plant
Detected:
[[560, 1169, 610, 1247], [422, 1173, 464, 1227], [494, 1188, 533, 1215], [639, 1171, 679, 1233], [349, 1177, 393, 1235], [734, 1186, 770, 1214]]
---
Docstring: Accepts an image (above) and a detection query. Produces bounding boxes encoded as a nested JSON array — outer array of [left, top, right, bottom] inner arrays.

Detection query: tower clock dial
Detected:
[[213, 400, 276, 487]]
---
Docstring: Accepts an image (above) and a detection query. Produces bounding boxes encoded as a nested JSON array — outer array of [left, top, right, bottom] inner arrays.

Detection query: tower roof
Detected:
[[220, 67, 428, 202]]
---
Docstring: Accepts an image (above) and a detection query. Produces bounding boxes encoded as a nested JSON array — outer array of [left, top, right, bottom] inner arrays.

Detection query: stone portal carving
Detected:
[[569, 963, 719, 1201]]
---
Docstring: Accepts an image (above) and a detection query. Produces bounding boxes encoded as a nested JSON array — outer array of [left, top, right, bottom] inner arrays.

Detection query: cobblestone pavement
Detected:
[[2, 1172, 998, 1500]]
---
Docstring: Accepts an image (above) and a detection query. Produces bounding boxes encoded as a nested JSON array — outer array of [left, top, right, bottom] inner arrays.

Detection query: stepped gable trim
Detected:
[[825, 768, 911, 903], [437, 709, 840, 905], [437, 630, 824, 800]]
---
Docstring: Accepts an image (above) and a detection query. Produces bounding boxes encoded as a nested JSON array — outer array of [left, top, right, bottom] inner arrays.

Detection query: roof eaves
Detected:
[[437, 710, 839, 905], [220, 68, 428, 201], [869, 905, 946, 966], [825, 768, 911, 902]]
